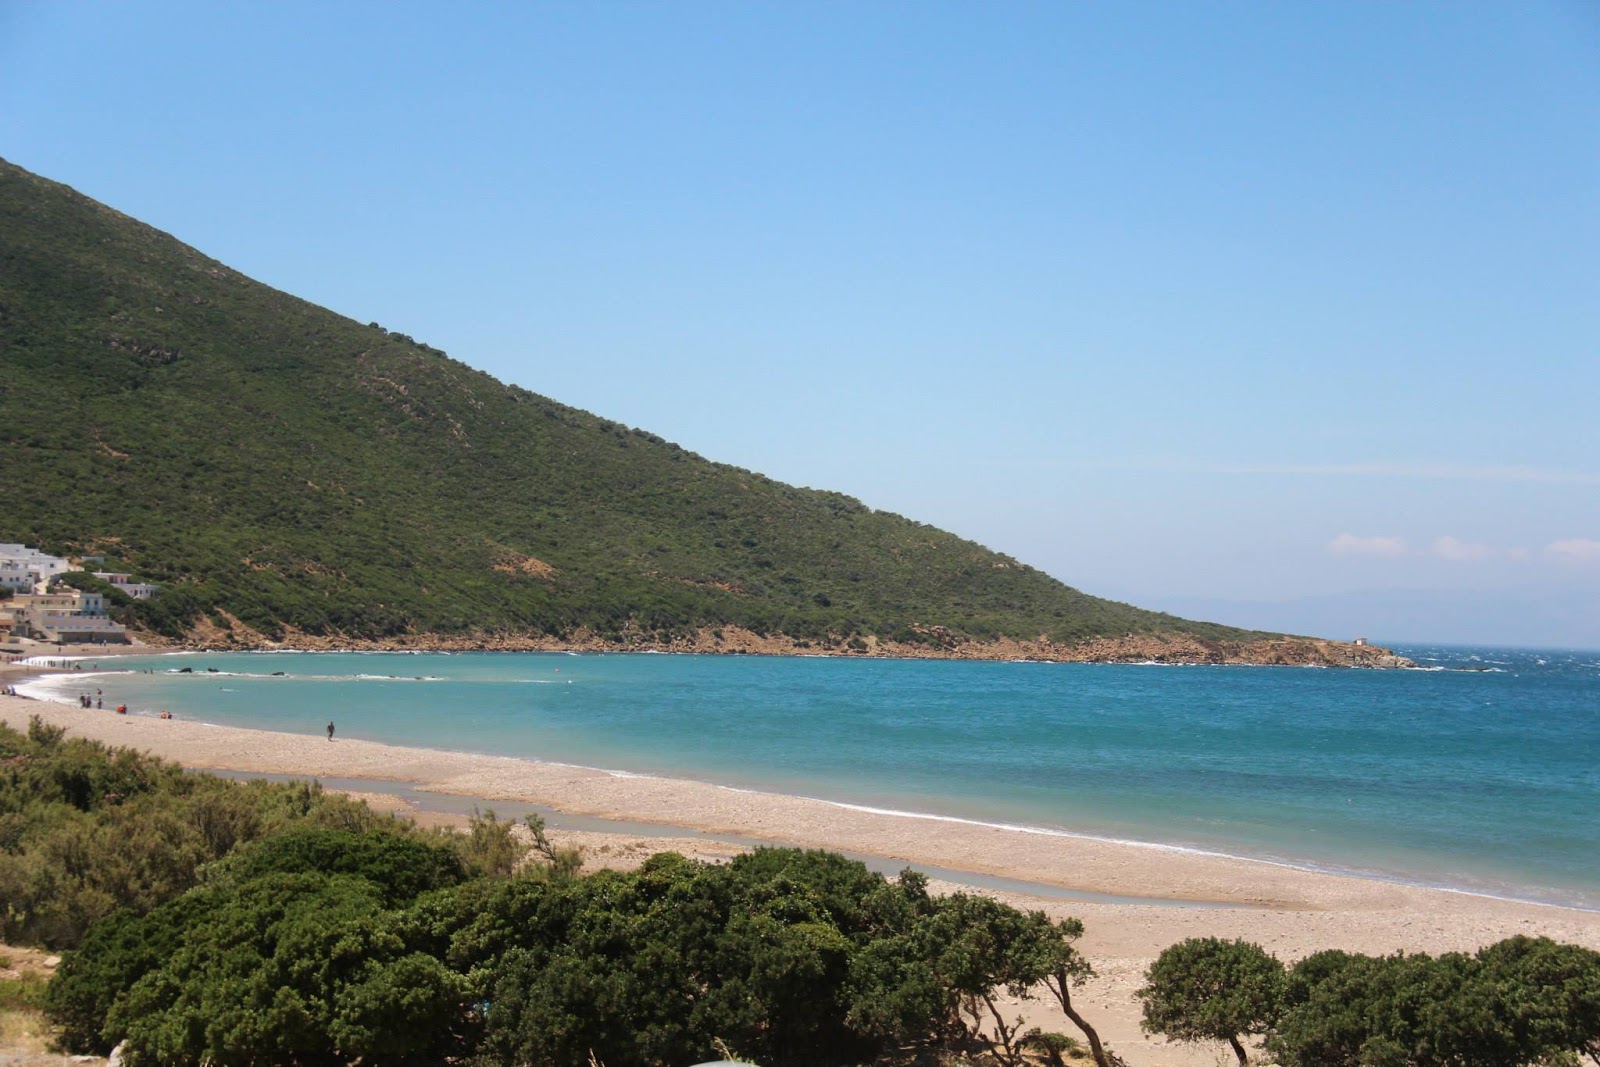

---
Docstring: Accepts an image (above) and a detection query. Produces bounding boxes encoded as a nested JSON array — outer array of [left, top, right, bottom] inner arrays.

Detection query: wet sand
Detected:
[[4, 687, 1597, 1066]]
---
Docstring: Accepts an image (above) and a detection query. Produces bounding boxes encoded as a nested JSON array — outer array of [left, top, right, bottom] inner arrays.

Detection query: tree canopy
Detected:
[[1138, 936, 1285, 1065], [1143, 936, 1600, 1067]]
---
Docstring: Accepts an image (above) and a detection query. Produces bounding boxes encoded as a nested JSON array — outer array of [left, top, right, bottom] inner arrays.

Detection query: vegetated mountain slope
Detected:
[[0, 157, 1263, 652]]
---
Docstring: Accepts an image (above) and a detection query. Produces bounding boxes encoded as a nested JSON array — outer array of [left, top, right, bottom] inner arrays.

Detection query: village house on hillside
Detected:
[[0, 543, 69, 593], [93, 570, 161, 600], [5, 589, 128, 644], [0, 543, 137, 647]]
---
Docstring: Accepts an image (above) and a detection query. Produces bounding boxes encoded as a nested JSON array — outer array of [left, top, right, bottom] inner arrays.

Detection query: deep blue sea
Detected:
[[18, 644, 1600, 909]]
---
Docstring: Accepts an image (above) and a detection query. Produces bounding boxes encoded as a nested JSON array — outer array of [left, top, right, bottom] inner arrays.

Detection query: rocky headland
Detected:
[[163, 614, 1411, 667]]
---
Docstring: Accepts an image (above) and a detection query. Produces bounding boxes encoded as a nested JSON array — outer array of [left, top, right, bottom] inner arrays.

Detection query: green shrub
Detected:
[[0, 718, 414, 949], [0, 971, 49, 1012], [1137, 937, 1284, 1066], [211, 827, 466, 905]]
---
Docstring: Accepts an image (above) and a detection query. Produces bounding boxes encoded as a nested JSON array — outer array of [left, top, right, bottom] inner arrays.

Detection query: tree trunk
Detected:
[[977, 990, 1024, 1067], [1048, 971, 1111, 1067], [1229, 1033, 1249, 1066]]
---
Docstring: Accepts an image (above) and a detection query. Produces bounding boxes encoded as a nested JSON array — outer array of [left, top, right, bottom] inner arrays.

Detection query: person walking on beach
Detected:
[[327, 721, 335, 741]]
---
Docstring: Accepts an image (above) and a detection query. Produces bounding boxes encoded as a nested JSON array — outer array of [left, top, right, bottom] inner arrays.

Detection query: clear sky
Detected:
[[4, 2, 1597, 647]]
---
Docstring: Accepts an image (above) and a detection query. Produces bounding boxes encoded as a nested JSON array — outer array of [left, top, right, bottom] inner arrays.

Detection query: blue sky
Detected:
[[4, 2, 1597, 646]]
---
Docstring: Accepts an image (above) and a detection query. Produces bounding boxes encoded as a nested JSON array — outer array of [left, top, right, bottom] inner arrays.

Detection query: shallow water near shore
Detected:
[[22, 644, 1600, 908]]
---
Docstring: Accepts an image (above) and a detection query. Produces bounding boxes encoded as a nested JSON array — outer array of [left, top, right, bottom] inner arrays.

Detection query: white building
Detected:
[[9, 590, 128, 645], [0, 544, 70, 593], [0, 561, 38, 594], [93, 572, 161, 600]]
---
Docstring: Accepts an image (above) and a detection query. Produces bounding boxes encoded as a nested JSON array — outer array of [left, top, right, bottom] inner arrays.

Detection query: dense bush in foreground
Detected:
[[1139, 936, 1600, 1067], [48, 841, 1109, 1067], [11, 719, 1600, 1067], [5, 719, 1113, 1065], [0, 717, 400, 948]]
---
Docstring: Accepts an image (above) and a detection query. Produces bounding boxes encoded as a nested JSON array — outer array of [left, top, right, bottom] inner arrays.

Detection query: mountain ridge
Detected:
[[0, 157, 1394, 666]]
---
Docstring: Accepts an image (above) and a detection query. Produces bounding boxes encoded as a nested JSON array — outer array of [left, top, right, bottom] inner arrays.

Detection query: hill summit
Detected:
[[0, 158, 1388, 665]]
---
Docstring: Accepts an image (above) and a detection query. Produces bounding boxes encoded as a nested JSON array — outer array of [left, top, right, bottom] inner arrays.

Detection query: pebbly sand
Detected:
[[3, 678, 1598, 1066]]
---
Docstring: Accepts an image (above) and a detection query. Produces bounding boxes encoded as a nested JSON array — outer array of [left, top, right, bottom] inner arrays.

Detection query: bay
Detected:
[[24, 643, 1600, 909]]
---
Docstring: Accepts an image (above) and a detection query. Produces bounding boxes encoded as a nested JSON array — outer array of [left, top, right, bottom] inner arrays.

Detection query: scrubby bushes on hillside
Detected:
[[1, 156, 1263, 650]]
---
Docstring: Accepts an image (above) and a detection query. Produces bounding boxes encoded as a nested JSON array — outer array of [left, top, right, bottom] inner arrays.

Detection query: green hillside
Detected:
[[0, 157, 1256, 649]]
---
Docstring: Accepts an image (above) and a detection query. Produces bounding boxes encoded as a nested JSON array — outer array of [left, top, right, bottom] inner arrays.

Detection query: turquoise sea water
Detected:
[[18, 644, 1600, 909]]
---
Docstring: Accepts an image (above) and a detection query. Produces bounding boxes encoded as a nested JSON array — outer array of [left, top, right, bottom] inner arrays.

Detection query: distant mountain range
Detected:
[[0, 158, 1388, 664]]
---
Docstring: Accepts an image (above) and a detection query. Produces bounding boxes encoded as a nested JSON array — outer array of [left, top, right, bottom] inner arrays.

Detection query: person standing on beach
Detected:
[[327, 721, 335, 741]]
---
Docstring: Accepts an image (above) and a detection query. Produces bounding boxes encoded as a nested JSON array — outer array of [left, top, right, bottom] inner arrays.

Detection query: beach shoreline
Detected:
[[14, 661, 1572, 910], [4, 662, 1596, 1065]]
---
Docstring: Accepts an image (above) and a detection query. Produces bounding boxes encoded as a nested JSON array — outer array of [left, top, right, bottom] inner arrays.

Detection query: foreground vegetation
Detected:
[[1138, 937, 1600, 1067], [1, 157, 1256, 651], [4, 717, 1111, 1065], [4, 716, 1597, 1066]]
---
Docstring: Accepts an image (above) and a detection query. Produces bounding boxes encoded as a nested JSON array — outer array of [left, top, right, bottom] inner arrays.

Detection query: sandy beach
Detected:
[[4, 676, 1598, 1066]]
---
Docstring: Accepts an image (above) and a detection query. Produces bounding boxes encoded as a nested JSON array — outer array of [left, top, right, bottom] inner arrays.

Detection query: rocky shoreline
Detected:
[[155, 615, 1412, 668]]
